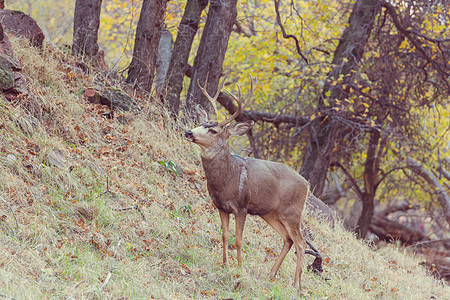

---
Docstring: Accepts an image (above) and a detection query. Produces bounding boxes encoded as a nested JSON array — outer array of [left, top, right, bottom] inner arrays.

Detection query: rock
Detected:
[[102, 87, 139, 111], [0, 9, 45, 48], [306, 193, 335, 227], [0, 23, 27, 101], [0, 153, 17, 166], [85, 86, 139, 112], [47, 149, 67, 169], [0, 53, 27, 100], [0, 21, 13, 56]]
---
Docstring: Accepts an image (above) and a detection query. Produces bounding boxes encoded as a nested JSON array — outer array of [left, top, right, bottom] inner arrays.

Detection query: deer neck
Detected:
[[200, 142, 239, 185]]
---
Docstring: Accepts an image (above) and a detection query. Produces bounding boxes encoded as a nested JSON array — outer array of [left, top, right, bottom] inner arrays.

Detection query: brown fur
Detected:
[[186, 110, 309, 289]]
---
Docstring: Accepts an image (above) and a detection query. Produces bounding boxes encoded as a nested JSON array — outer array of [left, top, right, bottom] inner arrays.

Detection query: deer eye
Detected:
[[208, 129, 218, 135]]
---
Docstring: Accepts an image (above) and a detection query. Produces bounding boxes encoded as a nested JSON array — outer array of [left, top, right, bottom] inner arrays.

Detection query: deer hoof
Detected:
[[268, 272, 276, 280]]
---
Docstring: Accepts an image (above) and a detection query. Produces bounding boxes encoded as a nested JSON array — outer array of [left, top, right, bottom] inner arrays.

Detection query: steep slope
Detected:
[[0, 37, 448, 299]]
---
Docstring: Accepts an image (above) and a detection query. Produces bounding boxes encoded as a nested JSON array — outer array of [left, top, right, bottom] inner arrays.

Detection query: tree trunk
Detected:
[[299, 0, 380, 197], [126, 0, 168, 92], [72, 0, 102, 58], [370, 215, 429, 245], [185, 0, 238, 115], [356, 129, 381, 238], [155, 29, 174, 95], [164, 0, 208, 118]]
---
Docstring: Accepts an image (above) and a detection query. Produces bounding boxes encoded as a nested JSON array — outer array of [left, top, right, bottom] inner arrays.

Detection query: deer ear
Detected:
[[228, 121, 254, 136], [196, 105, 209, 123]]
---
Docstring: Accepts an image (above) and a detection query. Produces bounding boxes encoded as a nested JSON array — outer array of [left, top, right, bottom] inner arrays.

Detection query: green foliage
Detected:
[[158, 159, 180, 176]]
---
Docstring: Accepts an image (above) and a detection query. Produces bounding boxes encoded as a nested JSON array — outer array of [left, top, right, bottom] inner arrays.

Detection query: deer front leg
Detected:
[[218, 209, 230, 268], [234, 212, 247, 265]]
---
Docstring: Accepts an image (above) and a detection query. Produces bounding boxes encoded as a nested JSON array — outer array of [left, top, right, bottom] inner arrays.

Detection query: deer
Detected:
[[185, 74, 312, 289]]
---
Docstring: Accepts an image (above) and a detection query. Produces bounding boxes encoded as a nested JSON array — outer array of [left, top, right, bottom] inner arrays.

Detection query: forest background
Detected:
[[3, 0, 450, 292]]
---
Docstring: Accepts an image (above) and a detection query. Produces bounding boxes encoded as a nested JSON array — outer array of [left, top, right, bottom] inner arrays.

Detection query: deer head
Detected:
[[185, 74, 257, 157]]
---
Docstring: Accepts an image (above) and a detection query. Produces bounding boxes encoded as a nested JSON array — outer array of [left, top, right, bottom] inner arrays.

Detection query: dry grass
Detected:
[[0, 36, 448, 299]]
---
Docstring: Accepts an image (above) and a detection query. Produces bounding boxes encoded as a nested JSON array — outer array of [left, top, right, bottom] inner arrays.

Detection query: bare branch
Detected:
[[375, 166, 405, 189], [274, 0, 308, 64], [217, 92, 310, 125], [330, 162, 363, 197], [437, 165, 450, 181], [379, 202, 419, 217], [407, 157, 450, 225], [100, 237, 122, 293], [410, 238, 450, 248], [381, 1, 450, 91], [113, 205, 146, 221]]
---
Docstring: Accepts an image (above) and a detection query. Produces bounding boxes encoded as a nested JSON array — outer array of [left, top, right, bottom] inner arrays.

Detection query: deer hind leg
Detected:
[[284, 221, 306, 289], [218, 209, 230, 268], [262, 213, 293, 279], [234, 212, 247, 265]]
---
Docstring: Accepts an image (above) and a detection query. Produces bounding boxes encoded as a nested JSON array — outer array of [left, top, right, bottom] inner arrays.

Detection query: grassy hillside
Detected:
[[0, 37, 448, 299]]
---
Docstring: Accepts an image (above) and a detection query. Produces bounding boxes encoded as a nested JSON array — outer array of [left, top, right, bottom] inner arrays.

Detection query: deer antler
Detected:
[[197, 73, 228, 120], [197, 74, 257, 126], [220, 75, 257, 127]]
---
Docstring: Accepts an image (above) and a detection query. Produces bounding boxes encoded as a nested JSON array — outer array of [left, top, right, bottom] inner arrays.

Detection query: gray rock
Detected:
[[0, 9, 45, 48]]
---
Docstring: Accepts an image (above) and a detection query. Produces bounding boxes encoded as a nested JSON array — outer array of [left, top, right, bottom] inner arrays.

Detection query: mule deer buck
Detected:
[[185, 74, 313, 289]]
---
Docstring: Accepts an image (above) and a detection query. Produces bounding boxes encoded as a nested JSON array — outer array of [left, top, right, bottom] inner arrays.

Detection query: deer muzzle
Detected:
[[185, 130, 194, 141]]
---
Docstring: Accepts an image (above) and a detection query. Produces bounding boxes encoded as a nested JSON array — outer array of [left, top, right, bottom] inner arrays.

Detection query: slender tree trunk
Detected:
[[164, 0, 208, 118], [300, 0, 380, 197], [185, 0, 238, 115], [72, 0, 102, 58], [155, 29, 174, 95], [356, 130, 381, 238], [126, 0, 168, 92]]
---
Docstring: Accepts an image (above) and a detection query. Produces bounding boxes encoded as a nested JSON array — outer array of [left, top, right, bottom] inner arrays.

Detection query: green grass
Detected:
[[0, 36, 448, 299]]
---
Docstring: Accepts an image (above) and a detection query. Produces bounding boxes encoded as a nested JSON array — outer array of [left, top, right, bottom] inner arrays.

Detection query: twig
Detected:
[[99, 237, 122, 293], [381, 1, 449, 90], [135, 205, 146, 221], [67, 280, 85, 300], [274, 0, 308, 64], [330, 162, 363, 197], [409, 238, 450, 248], [99, 177, 113, 197], [0, 196, 19, 231], [304, 238, 323, 274], [113, 207, 134, 211], [113, 205, 146, 221]]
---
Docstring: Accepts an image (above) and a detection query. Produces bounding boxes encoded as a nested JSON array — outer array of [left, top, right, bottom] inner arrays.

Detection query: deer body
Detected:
[[185, 75, 309, 289], [203, 153, 308, 217]]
